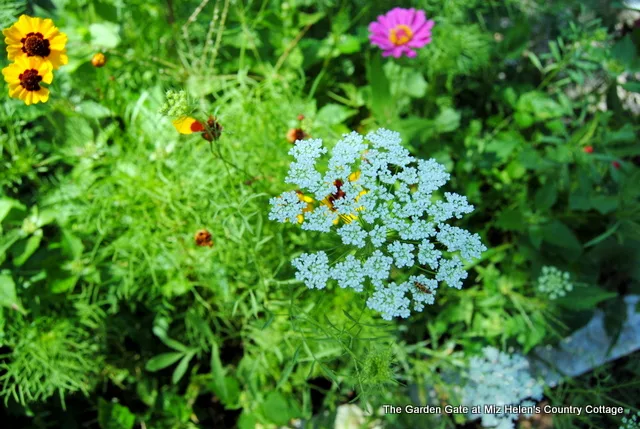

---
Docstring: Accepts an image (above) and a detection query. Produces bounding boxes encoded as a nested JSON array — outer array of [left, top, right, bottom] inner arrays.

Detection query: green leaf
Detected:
[[77, 101, 113, 119], [145, 352, 184, 372], [61, 229, 84, 259], [65, 116, 94, 146], [612, 35, 637, 69], [366, 54, 393, 122], [50, 275, 79, 294], [318, 363, 339, 384], [516, 91, 565, 124], [210, 343, 228, 402], [496, 209, 526, 231], [261, 392, 299, 426], [622, 82, 640, 93], [237, 412, 259, 429], [11, 229, 42, 267], [534, 181, 558, 211], [591, 196, 618, 215], [316, 103, 357, 126], [335, 35, 361, 55], [298, 12, 325, 26], [162, 337, 190, 353], [389, 66, 428, 98], [527, 51, 543, 71], [0, 274, 22, 311], [276, 345, 301, 389], [434, 108, 461, 134], [171, 352, 194, 384], [152, 324, 190, 352], [606, 123, 635, 144], [98, 398, 136, 429], [555, 286, 617, 310], [220, 376, 241, 407], [584, 222, 621, 248], [485, 133, 520, 161], [528, 224, 543, 250], [0, 198, 26, 224], [90, 22, 121, 49], [541, 220, 582, 258]]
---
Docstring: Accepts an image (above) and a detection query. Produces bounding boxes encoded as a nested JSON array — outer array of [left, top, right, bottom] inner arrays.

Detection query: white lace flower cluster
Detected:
[[268, 129, 487, 320], [536, 266, 573, 300], [462, 347, 544, 429], [621, 409, 640, 429]]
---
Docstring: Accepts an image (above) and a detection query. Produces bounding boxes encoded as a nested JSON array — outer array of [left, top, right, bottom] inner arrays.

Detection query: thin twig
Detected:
[[105, 49, 181, 71], [274, 23, 312, 73], [166, 0, 175, 24], [182, 0, 210, 64], [200, 0, 221, 72], [207, 0, 231, 72]]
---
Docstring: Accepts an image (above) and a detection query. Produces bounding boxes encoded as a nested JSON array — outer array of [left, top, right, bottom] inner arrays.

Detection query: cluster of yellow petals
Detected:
[[297, 171, 367, 225], [2, 15, 68, 105]]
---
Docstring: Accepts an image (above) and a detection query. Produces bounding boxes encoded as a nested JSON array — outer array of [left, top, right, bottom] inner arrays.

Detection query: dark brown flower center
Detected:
[[202, 116, 223, 141], [19, 69, 42, 91], [326, 179, 346, 210], [21, 32, 51, 57]]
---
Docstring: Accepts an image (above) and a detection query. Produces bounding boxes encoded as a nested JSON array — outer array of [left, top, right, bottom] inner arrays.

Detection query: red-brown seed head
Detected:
[[194, 229, 213, 247], [201, 116, 223, 141], [286, 128, 307, 144]]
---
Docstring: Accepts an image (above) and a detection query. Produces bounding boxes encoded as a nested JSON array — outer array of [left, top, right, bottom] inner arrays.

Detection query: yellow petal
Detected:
[[15, 15, 32, 33], [2, 67, 20, 83], [8, 85, 23, 98], [6, 45, 24, 60], [34, 88, 50, 104], [48, 33, 67, 50], [25, 16, 42, 33], [14, 55, 30, 70], [3, 26, 24, 43], [42, 50, 67, 70], [172, 117, 198, 134], [37, 62, 53, 84], [39, 18, 55, 36]]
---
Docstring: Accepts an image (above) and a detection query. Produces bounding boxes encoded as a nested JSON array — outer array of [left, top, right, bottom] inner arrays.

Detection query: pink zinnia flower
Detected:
[[368, 8, 434, 58]]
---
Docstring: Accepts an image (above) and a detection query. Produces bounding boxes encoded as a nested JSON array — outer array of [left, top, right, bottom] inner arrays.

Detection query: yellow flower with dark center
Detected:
[[3, 15, 68, 70], [2, 56, 53, 105]]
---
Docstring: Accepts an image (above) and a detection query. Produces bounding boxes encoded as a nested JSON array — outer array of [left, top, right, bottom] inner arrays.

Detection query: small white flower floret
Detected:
[[291, 252, 330, 290]]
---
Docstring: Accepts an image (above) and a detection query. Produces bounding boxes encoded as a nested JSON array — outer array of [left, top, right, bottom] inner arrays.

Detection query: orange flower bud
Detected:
[[91, 52, 107, 68]]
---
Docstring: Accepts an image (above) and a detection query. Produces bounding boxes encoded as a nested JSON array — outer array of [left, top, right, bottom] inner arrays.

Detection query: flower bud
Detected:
[[91, 52, 107, 68]]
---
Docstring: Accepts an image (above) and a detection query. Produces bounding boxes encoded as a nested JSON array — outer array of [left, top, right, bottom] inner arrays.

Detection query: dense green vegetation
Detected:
[[1, 0, 640, 428]]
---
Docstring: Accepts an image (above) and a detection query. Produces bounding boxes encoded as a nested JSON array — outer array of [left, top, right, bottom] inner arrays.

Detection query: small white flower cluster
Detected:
[[621, 409, 640, 429], [269, 129, 487, 320], [462, 347, 544, 429], [536, 266, 573, 300]]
